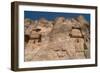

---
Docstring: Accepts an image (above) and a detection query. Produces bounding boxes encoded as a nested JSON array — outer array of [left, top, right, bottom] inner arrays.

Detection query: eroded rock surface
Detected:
[[24, 15, 90, 61]]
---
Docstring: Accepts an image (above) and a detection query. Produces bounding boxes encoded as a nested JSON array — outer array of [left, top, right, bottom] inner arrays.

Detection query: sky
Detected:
[[24, 11, 90, 22]]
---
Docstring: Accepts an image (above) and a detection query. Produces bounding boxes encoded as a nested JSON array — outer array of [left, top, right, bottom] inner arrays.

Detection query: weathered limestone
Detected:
[[24, 15, 90, 61], [70, 29, 83, 37]]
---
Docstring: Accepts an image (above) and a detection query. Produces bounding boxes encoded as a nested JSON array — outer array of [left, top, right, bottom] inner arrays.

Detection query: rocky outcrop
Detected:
[[24, 15, 90, 61]]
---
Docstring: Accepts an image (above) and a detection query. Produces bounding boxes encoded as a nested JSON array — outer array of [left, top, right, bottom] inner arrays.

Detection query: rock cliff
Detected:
[[24, 15, 90, 61]]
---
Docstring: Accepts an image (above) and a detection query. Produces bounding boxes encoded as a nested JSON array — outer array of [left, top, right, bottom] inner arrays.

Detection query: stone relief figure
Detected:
[[24, 15, 90, 61]]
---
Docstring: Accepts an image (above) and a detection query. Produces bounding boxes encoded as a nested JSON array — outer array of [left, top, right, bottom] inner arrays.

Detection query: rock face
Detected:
[[24, 15, 90, 61]]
